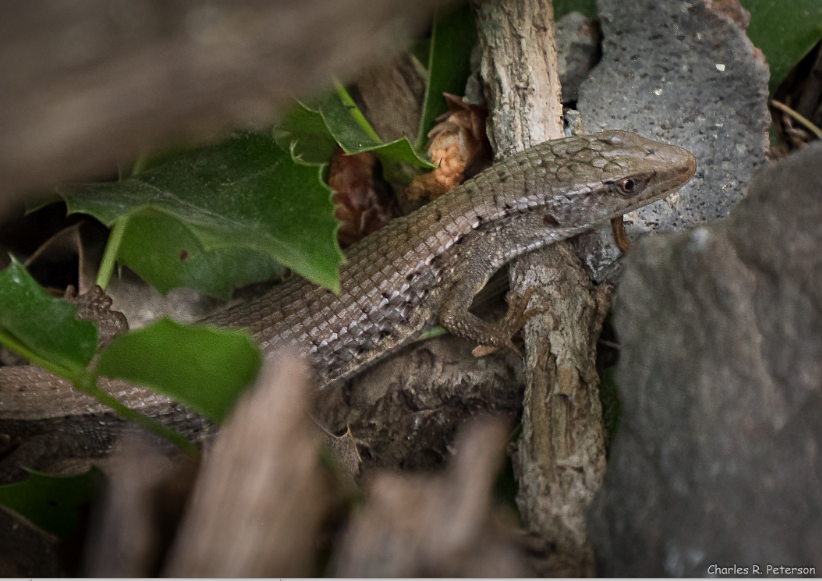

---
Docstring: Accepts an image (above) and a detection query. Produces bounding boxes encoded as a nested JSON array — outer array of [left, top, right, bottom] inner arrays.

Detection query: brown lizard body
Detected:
[[0, 131, 695, 478]]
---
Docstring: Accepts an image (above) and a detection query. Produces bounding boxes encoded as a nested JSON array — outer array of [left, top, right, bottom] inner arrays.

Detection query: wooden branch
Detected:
[[473, 0, 607, 575], [473, 0, 563, 154]]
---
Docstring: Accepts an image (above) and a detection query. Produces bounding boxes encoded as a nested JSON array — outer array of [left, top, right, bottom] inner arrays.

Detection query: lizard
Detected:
[[0, 130, 696, 479]]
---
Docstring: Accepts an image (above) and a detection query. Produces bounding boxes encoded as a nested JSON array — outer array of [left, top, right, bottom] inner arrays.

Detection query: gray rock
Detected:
[[588, 143, 822, 576], [576, 0, 770, 279], [555, 12, 600, 104]]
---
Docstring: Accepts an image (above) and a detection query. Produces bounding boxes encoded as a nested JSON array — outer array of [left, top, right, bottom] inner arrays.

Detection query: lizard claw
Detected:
[[503, 287, 545, 329], [473, 287, 544, 358], [501, 287, 545, 354]]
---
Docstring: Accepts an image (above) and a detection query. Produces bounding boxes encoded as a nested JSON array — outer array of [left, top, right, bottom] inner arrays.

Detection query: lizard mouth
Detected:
[[646, 145, 696, 202]]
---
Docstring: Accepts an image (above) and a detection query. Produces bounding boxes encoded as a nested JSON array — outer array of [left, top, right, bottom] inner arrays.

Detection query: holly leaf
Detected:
[[275, 93, 435, 171], [95, 318, 263, 424], [741, 0, 822, 94], [416, 5, 478, 149], [0, 261, 96, 374], [0, 468, 103, 538], [63, 132, 343, 298]]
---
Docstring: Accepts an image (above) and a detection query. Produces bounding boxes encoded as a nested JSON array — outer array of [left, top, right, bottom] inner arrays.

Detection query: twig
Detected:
[[771, 100, 822, 140]]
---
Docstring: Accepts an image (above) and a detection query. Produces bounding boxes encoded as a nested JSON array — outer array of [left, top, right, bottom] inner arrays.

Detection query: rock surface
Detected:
[[588, 143, 822, 576], [555, 11, 600, 104], [576, 0, 770, 279]]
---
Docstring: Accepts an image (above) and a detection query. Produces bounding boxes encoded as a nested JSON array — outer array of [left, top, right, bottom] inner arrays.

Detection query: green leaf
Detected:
[[416, 5, 478, 150], [333, 79, 384, 145], [0, 261, 97, 373], [95, 318, 263, 424], [274, 103, 341, 165], [0, 263, 204, 456], [276, 93, 435, 170], [304, 90, 381, 152], [553, 0, 597, 20], [741, 0, 822, 94], [63, 132, 343, 297], [0, 468, 103, 538], [366, 138, 439, 167], [116, 208, 284, 298]]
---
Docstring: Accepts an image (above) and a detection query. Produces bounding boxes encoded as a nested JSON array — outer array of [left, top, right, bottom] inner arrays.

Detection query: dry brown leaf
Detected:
[[406, 94, 493, 202], [329, 149, 393, 245]]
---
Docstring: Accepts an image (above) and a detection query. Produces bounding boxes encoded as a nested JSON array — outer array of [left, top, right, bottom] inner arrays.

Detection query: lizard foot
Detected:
[[472, 287, 544, 357]]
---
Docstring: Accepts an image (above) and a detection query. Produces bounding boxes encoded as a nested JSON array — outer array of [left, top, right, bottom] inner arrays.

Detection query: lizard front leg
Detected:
[[440, 280, 539, 354], [437, 214, 567, 353]]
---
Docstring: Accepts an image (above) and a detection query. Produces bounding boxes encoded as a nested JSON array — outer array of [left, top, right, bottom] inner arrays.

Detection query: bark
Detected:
[[315, 333, 524, 472], [473, 0, 563, 155], [474, 0, 608, 575]]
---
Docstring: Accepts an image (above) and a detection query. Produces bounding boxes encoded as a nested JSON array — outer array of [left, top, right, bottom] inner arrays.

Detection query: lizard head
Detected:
[[542, 130, 696, 229]]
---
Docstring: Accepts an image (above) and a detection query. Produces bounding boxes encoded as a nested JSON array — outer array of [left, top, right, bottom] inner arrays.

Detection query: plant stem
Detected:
[[77, 374, 201, 458], [334, 78, 382, 143], [771, 100, 822, 140], [96, 216, 128, 291]]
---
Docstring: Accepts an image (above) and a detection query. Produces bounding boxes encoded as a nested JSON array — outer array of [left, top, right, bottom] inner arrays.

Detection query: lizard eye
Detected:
[[606, 172, 654, 198], [620, 179, 636, 194]]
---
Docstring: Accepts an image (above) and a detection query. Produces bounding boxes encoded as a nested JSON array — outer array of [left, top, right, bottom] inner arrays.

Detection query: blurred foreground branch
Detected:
[[0, 0, 450, 211]]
